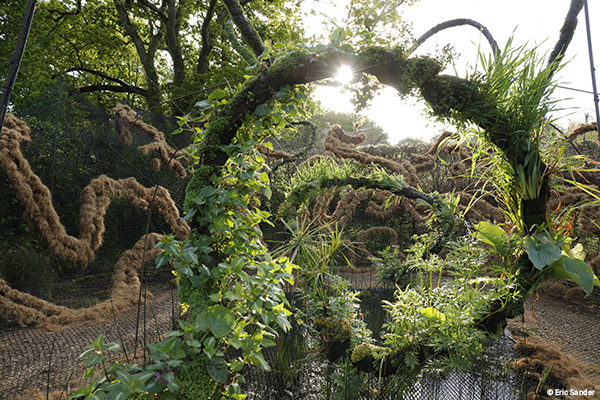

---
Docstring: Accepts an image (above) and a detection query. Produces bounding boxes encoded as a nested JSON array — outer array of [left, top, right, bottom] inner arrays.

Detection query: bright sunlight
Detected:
[[335, 65, 354, 84]]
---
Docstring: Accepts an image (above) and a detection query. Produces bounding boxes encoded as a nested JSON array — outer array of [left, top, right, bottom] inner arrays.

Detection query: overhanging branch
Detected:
[[222, 0, 265, 57], [548, 0, 585, 69], [410, 18, 500, 58], [78, 84, 148, 96]]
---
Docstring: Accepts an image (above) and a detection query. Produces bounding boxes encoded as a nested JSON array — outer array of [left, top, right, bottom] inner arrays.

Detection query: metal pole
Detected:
[[0, 0, 37, 129], [583, 0, 600, 142]]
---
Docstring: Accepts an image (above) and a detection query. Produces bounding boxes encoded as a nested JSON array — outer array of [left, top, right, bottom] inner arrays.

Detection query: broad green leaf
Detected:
[[108, 386, 131, 400], [196, 305, 235, 338], [475, 222, 507, 248], [418, 307, 446, 322], [85, 354, 105, 367], [134, 370, 158, 385], [199, 186, 215, 198], [92, 333, 105, 348], [524, 235, 562, 270], [206, 356, 229, 383], [254, 104, 271, 117], [180, 248, 198, 265], [155, 252, 171, 269], [208, 89, 227, 101], [541, 256, 595, 295], [250, 351, 271, 371]]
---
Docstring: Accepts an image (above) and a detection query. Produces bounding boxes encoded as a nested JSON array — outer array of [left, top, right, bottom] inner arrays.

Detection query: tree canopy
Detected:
[[1, 0, 305, 112]]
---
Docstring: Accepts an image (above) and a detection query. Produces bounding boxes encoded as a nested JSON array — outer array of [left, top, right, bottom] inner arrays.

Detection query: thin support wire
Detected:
[[583, 0, 600, 144], [50, 76, 64, 196]]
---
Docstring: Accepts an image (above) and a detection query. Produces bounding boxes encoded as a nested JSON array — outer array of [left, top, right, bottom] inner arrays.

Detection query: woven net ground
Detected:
[[0, 282, 179, 400]]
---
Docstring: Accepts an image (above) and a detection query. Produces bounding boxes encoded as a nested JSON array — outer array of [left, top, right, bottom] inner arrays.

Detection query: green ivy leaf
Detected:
[[208, 89, 227, 101], [254, 104, 271, 117], [206, 356, 229, 383], [250, 351, 271, 371], [196, 305, 235, 338]]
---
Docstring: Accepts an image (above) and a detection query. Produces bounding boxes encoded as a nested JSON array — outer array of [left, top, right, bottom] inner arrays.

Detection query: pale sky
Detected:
[[303, 0, 599, 144]]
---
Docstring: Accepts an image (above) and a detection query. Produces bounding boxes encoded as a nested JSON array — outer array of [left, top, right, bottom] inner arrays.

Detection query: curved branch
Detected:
[[197, 0, 218, 74], [137, 0, 167, 21], [222, 0, 265, 57], [78, 84, 149, 96], [547, 0, 584, 69], [64, 67, 134, 86], [410, 18, 500, 57], [47, 0, 82, 18]]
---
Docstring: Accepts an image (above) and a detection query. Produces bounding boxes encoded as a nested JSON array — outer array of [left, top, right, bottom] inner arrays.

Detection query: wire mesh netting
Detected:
[[0, 283, 179, 400], [0, 77, 187, 399], [13, 77, 188, 240]]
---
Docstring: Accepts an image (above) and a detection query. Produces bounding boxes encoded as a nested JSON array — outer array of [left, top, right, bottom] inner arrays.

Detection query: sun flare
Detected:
[[335, 65, 354, 84]]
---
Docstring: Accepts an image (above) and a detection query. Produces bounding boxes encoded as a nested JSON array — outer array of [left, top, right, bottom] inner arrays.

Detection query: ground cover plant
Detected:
[[2, 0, 600, 399]]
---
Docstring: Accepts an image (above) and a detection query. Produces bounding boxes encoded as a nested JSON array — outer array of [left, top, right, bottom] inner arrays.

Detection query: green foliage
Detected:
[[436, 38, 560, 163], [381, 235, 516, 375], [71, 333, 178, 400], [62, 14, 597, 399], [279, 158, 364, 216], [1, 0, 306, 112], [274, 218, 349, 282], [274, 219, 372, 346], [350, 342, 390, 364], [154, 148, 296, 396], [371, 246, 412, 287], [475, 222, 600, 296], [304, 274, 373, 345], [325, 358, 368, 400], [313, 0, 418, 49], [0, 240, 53, 299], [225, 20, 259, 66]]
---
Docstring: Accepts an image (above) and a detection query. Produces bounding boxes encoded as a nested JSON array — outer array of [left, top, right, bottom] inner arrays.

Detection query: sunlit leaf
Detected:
[[523, 235, 561, 270], [475, 221, 507, 248], [418, 307, 446, 322], [196, 305, 235, 338]]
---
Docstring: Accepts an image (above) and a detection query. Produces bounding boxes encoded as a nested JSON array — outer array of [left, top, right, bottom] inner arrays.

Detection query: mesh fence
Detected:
[[1, 77, 188, 274]]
